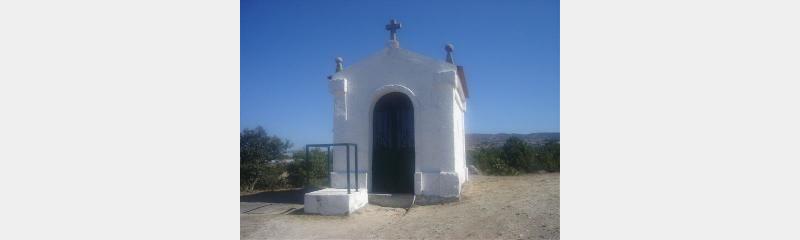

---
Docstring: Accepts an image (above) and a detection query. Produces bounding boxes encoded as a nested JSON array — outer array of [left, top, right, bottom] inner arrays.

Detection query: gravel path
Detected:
[[241, 173, 560, 239]]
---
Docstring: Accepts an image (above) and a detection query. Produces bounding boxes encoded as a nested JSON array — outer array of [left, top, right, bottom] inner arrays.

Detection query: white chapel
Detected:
[[305, 19, 469, 214]]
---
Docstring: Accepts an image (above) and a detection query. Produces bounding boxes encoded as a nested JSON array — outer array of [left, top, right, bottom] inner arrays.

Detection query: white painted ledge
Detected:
[[304, 188, 368, 215]]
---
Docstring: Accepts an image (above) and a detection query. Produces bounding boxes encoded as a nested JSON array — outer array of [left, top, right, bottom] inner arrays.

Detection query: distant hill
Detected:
[[466, 132, 559, 150]]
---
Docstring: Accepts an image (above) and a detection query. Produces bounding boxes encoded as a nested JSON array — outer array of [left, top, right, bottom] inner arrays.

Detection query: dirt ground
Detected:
[[241, 172, 560, 239]]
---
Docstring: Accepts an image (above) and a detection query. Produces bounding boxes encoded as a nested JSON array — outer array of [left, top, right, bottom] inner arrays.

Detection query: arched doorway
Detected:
[[371, 92, 415, 193]]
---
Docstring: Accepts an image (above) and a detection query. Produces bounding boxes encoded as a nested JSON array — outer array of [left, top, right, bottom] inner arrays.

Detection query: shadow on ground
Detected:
[[240, 188, 322, 204]]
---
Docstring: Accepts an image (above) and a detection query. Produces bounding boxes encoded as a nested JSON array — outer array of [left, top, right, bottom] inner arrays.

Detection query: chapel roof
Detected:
[[330, 19, 469, 98]]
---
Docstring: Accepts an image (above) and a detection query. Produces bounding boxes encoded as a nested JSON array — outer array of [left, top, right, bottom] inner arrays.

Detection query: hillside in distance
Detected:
[[466, 132, 560, 150]]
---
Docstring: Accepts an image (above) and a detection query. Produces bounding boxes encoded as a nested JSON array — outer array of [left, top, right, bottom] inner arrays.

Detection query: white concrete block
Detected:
[[414, 171, 463, 204], [304, 188, 368, 215]]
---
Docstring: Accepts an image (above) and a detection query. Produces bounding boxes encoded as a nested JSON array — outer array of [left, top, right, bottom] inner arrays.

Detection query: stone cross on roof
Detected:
[[385, 19, 402, 41]]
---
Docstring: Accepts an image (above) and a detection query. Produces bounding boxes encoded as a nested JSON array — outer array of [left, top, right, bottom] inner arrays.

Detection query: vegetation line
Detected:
[[241, 126, 559, 193]]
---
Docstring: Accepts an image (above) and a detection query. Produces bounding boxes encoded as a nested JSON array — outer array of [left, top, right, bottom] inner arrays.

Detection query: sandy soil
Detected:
[[241, 172, 560, 240]]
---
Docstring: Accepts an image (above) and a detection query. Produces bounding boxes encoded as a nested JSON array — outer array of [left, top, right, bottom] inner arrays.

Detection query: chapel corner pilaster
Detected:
[[329, 77, 349, 122]]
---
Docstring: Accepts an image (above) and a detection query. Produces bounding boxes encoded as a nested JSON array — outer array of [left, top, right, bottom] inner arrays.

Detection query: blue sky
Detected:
[[241, 0, 559, 148]]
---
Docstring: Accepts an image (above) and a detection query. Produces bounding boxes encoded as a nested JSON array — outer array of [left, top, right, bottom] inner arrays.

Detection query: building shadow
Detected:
[[240, 187, 322, 204]]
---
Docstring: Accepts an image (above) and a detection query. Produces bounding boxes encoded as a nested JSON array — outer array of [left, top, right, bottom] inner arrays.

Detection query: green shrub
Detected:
[[502, 137, 535, 172], [286, 161, 307, 187], [240, 126, 292, 192], [471, 146, 518, 175], [257, 164, 289, 190], [471, 137, 559, 175], [534, 140, 560, 172], [240, 162, 291, 191], [287, 149, 330, 188], [485, 155, 520, 175]]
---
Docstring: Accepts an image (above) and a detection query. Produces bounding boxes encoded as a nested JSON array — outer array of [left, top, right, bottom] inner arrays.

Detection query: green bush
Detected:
[[502, 137, 535, 172], [240, 126, 341, 192], [287, 149, 330, 188], [534, 140, 560, 172], [240, 126, 292, 192], [471, 145, 518, 175], [258, 164, 290, 190], [471, 137, 559, 175]]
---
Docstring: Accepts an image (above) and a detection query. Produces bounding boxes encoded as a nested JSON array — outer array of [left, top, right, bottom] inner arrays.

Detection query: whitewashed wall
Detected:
[[453, 88, 468, 185], [327, 42, 468, 202]]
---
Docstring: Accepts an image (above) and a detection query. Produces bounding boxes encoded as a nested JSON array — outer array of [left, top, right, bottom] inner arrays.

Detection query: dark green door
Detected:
[[372, 92, 415, 193]]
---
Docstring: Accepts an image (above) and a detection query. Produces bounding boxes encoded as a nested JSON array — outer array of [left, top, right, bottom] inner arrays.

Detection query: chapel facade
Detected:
[[327, 20, 469, 203]]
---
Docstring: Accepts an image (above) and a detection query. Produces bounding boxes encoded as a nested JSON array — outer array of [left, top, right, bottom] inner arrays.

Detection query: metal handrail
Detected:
[[305, 143, 358, 194]]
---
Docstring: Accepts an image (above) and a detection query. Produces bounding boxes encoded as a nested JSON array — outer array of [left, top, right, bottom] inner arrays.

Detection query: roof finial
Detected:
[[445, 43, 455, 64], [335, 57, 343, 72], [385, 19, 402, 41]]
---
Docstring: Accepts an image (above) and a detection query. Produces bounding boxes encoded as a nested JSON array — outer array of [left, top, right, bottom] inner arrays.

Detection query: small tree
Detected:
[[240, 126, 292, 192], [534, 140, 560, 172], [502, 137, 534, 172]]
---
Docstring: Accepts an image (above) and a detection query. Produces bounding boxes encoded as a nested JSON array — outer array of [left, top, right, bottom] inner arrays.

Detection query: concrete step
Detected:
[[304, 188, 367, 215], [369, 193, 415, 208]]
